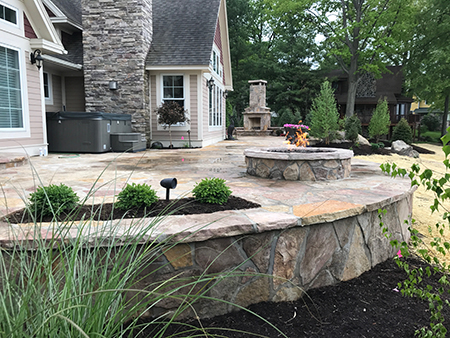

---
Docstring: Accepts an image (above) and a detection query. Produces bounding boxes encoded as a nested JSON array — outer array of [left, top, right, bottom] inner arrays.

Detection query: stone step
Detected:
[[0, 153, 28, 170]]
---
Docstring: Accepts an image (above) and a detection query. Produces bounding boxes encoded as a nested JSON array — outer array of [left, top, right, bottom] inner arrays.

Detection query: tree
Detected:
[[226, 0, 323, 124], [271, 0, 409, 117], [156, 101, 189, 148], [308, 81, 340, 144], [404, 0, 450, 136], [368, 98, 391, 142]]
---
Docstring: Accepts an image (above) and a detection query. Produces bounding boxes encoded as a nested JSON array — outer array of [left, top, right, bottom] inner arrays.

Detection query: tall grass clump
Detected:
[[0, 164, 288, 338]]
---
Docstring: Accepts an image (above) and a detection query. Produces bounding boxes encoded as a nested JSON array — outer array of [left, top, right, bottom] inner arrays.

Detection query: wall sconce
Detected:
[[206, 78, 214, 90], [223, 90, 229, 98], [160, 178, 177, 200], [30, 49, 43, 69], [109, 81, 118, 90]]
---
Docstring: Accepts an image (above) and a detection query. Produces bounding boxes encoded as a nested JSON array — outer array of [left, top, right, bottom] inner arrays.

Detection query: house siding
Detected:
[[150, 72, 200, 147], [214, 19, 225, 83], [45, 74, 62, 112], [65, 77, 85, 111], [202, 80, 225, 146], [23, 13, 38, 39]]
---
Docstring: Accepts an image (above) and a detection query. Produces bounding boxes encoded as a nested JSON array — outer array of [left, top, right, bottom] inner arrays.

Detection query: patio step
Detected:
[[0, 153, 28, 170]]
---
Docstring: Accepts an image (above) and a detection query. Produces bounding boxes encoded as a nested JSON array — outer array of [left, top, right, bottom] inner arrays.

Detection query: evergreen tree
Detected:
[[392, 118, 413, 144], [368, 98, 391, 142], [345, 115, 362, 143], [309, 81, 340, 144]]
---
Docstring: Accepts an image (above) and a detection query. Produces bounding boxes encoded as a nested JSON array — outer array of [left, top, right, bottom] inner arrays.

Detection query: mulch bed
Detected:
[[312, 141, 435, 156], [133, 256, 450, 338], [1, 195, 261, 223]]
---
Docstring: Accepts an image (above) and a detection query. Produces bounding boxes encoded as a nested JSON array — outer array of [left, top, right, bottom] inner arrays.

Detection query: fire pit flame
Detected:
[[283, 121, 310, 149]]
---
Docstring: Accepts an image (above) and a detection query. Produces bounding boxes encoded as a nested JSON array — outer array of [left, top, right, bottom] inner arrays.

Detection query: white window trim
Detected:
[[208, 79, 224, 130], [0, 42, 30, 138], [0, 1, 19, 28], [156, 73, 190, 131], [43, 71, 53, 105]]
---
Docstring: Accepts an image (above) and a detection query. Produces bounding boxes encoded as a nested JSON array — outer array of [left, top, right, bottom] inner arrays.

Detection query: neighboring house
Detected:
[[328, 66, 413, 126], [0, 0, 232, 155], [0, 0, 65, 155]]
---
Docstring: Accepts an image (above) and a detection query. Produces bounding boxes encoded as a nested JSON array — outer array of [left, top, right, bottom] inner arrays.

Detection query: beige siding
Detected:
[[151, 72, 201, 145], [45, 75, 62, 112], [0, 58, 45, 150], [189, 74, 198, 139], [65, 77, 85, 111]]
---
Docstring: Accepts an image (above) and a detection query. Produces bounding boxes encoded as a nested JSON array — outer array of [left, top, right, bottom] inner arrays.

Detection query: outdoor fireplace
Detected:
[[242, 80, 271, 131]]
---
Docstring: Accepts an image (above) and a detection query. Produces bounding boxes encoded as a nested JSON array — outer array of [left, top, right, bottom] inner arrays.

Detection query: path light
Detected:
[[160, 178, 177, 200]]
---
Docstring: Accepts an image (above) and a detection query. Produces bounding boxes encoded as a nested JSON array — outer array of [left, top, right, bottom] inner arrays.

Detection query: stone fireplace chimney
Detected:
[[243, 80, 271, 131], [81, 0, 152, 135]]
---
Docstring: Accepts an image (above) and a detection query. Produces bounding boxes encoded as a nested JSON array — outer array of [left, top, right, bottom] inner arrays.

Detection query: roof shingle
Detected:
[[146, 0, 221, 67]]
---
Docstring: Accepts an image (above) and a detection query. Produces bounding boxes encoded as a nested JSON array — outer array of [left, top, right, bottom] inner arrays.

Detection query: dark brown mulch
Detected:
[[1, 195, 261, 223], [133, 257, 450, 338], [313, 142, 435, 156]]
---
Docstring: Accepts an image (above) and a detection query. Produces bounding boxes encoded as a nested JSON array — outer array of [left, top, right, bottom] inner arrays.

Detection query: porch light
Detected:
[[207, 78, 214, 89], [160, 177, 177, 201], [30, 49, 43, 69]]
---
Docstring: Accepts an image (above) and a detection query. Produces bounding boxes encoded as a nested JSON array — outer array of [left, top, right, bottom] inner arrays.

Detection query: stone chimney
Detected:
[[81, 0, 152, 134], [243, 80, 271, 131]]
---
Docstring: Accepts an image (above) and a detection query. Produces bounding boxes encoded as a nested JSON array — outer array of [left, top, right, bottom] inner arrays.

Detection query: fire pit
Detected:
[[245, 147, 353, 181]]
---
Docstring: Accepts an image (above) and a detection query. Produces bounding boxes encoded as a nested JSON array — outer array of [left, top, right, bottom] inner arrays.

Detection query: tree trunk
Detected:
[[345, 54, 359, 118], [442, 94, 449, 137]]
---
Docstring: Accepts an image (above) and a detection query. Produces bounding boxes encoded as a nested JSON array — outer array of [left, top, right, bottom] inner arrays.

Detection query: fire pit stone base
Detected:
[[245, 147, 353, 181]]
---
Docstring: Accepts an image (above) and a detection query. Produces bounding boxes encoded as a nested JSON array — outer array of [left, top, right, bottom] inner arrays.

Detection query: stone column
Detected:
[[81, 0, 152, 136]]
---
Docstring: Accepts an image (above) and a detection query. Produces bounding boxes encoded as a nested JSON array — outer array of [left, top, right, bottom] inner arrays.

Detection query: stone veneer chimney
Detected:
[[81, 0, 152, 136]]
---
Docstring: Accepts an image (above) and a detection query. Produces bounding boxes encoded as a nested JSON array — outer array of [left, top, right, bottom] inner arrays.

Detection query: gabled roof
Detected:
[[45, 0, 82, 28], [146, 0, 221, 67]]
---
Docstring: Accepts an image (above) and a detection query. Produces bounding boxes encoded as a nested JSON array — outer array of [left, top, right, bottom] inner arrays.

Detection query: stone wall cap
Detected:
[[248, 80, 267, 84]]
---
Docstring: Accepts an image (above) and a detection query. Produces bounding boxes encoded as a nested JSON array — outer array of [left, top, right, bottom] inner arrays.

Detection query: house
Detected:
[[328, 66, 413, 126], [0, 0, 233, 155]]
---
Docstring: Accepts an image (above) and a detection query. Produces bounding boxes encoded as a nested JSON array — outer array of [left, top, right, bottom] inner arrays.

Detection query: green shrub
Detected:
[[421, 113, 441, 132], [28, 183, 79, 217], [308, 81, 340, 144], [369, 98, 391, 142], [344, 115, 362, 143], [116, 183, 158, 210], [192, 177, 232, 205], [277, 109, 296, 127], [392, 118, 413, 144]]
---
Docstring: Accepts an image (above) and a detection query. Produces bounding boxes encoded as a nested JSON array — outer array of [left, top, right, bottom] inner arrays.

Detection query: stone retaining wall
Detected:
[[132, 194, 412, 319]]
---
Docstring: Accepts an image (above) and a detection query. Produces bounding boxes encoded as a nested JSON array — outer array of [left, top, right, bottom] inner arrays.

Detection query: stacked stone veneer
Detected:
[[125, 194, 412, 320], [82, 0, 152, 137], [245, 147, 353, 181]]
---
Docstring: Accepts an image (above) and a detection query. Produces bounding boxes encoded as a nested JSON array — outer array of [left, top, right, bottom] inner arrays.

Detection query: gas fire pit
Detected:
[[245, 147, 353, 181]]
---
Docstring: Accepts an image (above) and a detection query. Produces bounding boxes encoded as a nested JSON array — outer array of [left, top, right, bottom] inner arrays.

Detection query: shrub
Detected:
[[392, 118, 413, 144], [192, 177, 232, 205], [28, 183, 79, 217], [308, 81, 340, 144], [380, 127, 450, 337], [421, 113, 441, 132], [116, 183, 158, 210], [344, 115, 362, 143], [369, 98, 391, 142], [277, 109, 296, 127], [156, 101, 189, 147]]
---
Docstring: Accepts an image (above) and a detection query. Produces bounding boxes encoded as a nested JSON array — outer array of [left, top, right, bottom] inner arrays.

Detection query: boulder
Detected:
[[356, 134, 371, 146], [391, 140, 419, 158]]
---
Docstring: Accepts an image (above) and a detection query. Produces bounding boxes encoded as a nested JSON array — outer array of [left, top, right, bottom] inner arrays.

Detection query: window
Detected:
[[43, 72, 53, 103], [162, 75, 186, 126], [209, 84, 222, 127], [396, 103, 408, 122], [212, 49, 220, 75], [163, 75, 184, 107], [0, 3, 17, 25], [0, 45, 23, 129]]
